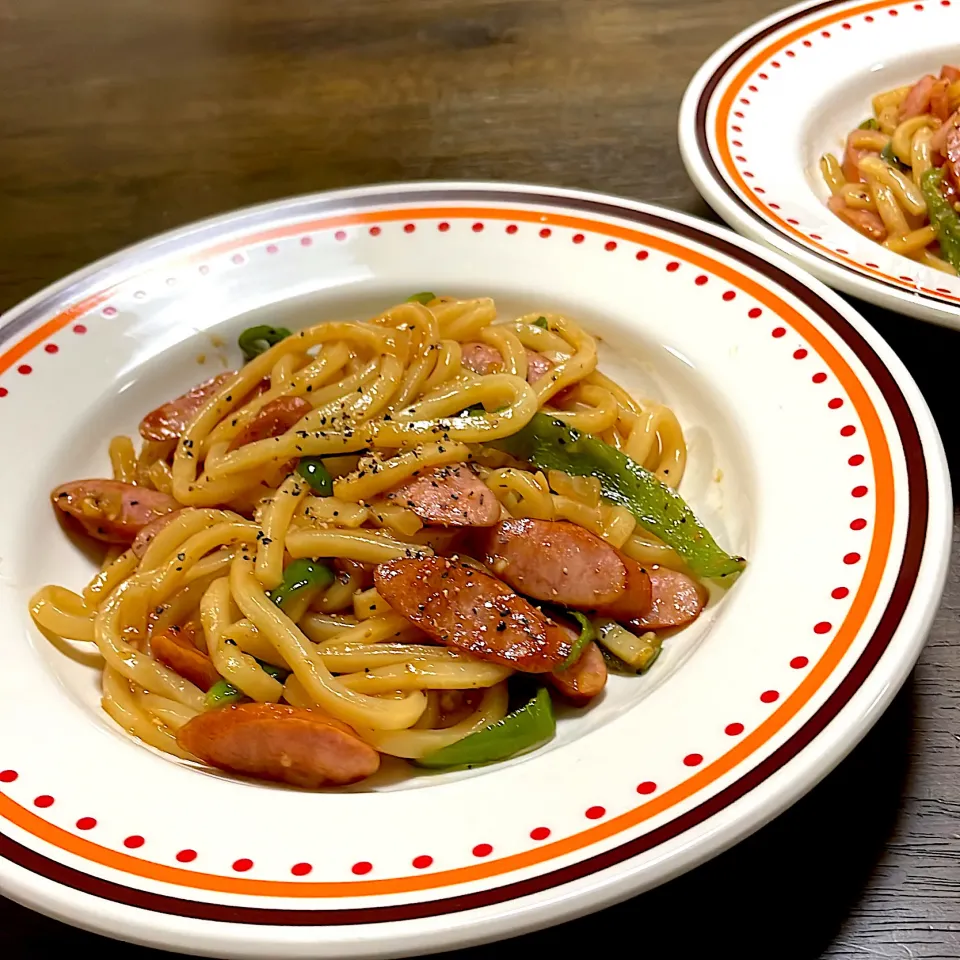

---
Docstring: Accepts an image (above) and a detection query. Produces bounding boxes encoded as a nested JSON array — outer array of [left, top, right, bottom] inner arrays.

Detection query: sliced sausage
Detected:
[[374, 556, 572, 672], [594, 554, 653, 620], [228, 396, 313, 451], [942, 64, 960, 83], [388, 463, 499, 527], [177, 702, 380, 788], [51, 479, 179, 544], [827, 194, 887, 242], [139, 372, 235, 442], [945, 125, 960, 191], [931, 78, 952, 123], [899, 74, 936, 121], [461, 341, 553, 384], [152, 626, 220, 691], [132, 508, 186, 558], [460, 341, 503, 376], [627, 567, 706, 631], [841, 135, 873, 184], [548, 640, 607, 706], [483, 518, 626, 607]]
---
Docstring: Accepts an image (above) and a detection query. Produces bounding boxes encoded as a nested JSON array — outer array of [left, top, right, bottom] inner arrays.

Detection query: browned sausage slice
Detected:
[[548, 640, 607, 706], [139, 372, 235, 442], [152, 626, 221, 691], [483, 518, 626, 607], [461, 342, 553, 384], [228, 396, 313, 451], [177, 702, 380, 788], [374, 556, 571, 672], [627, 567, 706, 631], [51, 479, 180, 544], [387, 464, 499, 527], [594, 555, 652, 620]]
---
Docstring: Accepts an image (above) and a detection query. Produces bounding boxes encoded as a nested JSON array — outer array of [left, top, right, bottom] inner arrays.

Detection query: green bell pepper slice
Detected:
[[858, 118, 879, 130], [493, 413, 745, 581], [204, 660, 289, 709], [238, 324, 293, 362], [921, 167, 960, 272], [406, 292, 436, 305], [561, 611, 595, 669], [416, 687, 555, 768], [296, 457, 334, 495], [268, 558, 335, 611]]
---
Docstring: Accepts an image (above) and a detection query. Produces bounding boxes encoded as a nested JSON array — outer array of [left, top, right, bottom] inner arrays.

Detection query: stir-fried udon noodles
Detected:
[[820, 64, 960, 273], [31, 295, 745, 788]]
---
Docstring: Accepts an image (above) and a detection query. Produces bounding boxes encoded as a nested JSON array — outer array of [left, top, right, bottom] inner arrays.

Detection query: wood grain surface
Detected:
[[1, 1, 958, 957]]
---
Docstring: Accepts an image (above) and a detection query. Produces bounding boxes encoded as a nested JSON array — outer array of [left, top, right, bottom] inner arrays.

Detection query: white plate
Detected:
[[0, 182, 949, 958], [680, 0, 960, 329]]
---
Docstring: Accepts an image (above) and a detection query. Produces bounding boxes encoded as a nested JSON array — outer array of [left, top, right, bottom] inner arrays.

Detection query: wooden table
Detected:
[[2, 1, 958, 957]]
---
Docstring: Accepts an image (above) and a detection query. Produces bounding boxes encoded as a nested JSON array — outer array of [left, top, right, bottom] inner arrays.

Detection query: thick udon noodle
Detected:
[[31, 297, 688, 763]]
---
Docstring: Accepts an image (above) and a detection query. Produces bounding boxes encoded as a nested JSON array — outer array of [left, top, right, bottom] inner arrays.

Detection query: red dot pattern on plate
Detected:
[[666, 261, 680, 271], [335, 229, 348, 240], [539, 228, 551, 238], [44, 344, 58, 354], [436, 223, 448, 233], [636, 250, 649, 260], [291, 862, 312, 876], [844, 552, 862, 565], [637, 781, 657, 794], [851, 485, 868, 498], [851, 518, 867, 530], [683, 753, 703, 767], [814, 621, 832, 634], [124, 836, 144, 849], [231, 254, 244, 264], [199, 264, 211, 273], [828, 398, 843, 409], [232, 858, 253, 872], [17, 365, 31, 375], [530, 827, 551, 841], [73, 324, 87, 334], [832, 587, 850, 599], [772, 327, 786, 338], [748, 307, 762, 318], [760, 690, 780, 703], [849, 454, 864, 466], [573, 233, 585, 243], [103, 306, 117, 317], [176, 849, 197, 863], [840, 425, 857, 437], [794, 348, 807, 359], [412, 855, 434, 869], [0, 388, 7, 398], [604, 241, 617, 251], [812, 372, 827, 383], [472, 222, 484, 232], [76, 817, 96, 830], [472, 843, 493, 858], [0, 770, 17, 783], [403, 224, 415, 234], [722, 290, 736, 301], [33, 795, 53, 808], [506, 224, 518, 234], [585, 806, 606, 820], [695, 274, 708, 285], [266, 243, 279, 253], [352, 860, 373, 874], [725, 722, 744, 736], [300, 236, 312, 246], [791, 656, 810, 669]]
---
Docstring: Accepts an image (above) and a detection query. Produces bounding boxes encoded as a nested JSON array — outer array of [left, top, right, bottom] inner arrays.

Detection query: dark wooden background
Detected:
[[2, 0, 958, 957]]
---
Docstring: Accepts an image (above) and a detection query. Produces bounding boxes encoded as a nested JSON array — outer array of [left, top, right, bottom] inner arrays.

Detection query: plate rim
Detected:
[[0, 180, 951, 957], [678, 0, 960, 329]]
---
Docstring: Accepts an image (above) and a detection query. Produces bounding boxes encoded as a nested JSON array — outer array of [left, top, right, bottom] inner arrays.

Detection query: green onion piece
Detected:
[[595, 618, 662, 672], [561, 612, 596, 668], [858, 118, 880, 130], [296, 457, 333, 495], [238, 324, 293, 362], [256, 659, 288, 681], [533, 316, 549, 328], [269, 558, 335, 611], [416, 687, 555, 768], [406, 292, 436, 305]]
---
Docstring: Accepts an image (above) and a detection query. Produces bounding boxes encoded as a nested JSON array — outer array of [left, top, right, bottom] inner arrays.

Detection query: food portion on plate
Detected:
[[31, 295, 744, 789], [820, 64, 960, 274]]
